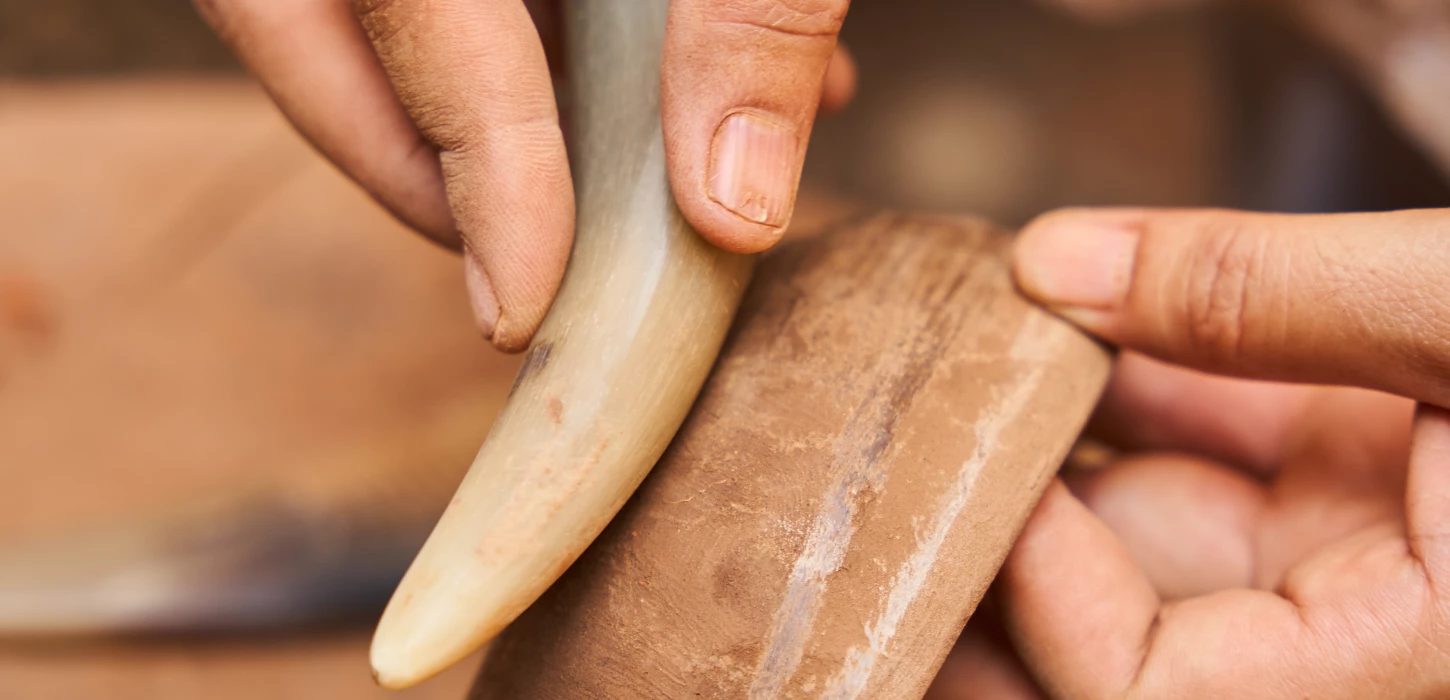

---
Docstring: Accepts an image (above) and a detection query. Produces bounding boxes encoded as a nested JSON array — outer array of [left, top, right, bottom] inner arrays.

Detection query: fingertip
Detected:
[[448, 139, 572, 354], [1016, 209, 1145, 299], [666, 107, 799, 254], [1069, 453, 1266, 600], [662, 0, 847, 258], [476, 195, 573, 355], [463, 250, 500, 342], [691, 215, 787, 255], [1001, 480, 1160, 699], [672, 114, 795, 254], [819, 45, 857, 115]]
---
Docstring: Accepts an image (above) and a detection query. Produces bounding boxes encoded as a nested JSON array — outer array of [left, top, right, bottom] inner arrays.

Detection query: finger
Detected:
[[925, 599, 1045, 700], [818, 44, 857, 115], [998, 480, 1160, 698], [1251, 388, 1413, 590], [195, 0, 456, 247], [1406, 403, 1450, 585], [1013, 207, 1450, 406], [662, 0, 850, 254], [354, 0, 572, 352], [1088, 352, 1313, 476], [1002, 480, 1314, 699], [1067, 453, 1266, 601], [521, 0, 562, 73]]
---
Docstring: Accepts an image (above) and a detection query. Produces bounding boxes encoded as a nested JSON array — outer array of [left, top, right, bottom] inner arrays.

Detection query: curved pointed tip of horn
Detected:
[[364, 1, 751, 686], [369, 591, 486, 690], [369, 644, 447, 691], [369, 660, 419, 692]]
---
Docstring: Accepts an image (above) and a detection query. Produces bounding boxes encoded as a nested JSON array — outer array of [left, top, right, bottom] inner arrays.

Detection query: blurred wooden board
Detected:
[[0, 79, 520, 537], [0, 78, 865, 697], [2, 634, 479, 700], [0, 79, 504, 699]]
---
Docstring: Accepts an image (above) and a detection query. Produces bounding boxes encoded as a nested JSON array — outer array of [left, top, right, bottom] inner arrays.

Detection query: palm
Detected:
[[928, 353, 1450, 699]]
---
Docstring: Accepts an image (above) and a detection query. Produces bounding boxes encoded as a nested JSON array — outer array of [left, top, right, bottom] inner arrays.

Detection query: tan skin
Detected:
[[932, 352, 1450, 699], [192, 0, 856, 351], [199, 0, 1450, 694], [925, 0, 1450, 694]]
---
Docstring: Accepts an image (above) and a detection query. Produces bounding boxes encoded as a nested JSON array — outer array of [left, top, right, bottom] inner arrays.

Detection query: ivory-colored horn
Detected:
[[368, 0, 753, 689]]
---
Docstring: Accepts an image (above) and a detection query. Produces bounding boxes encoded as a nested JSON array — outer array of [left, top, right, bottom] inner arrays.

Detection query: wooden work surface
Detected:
[[0, 79, 495, 699]]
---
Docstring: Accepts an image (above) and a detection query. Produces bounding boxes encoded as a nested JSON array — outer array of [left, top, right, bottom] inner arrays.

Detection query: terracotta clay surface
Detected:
[[471, 214, 1112, 699]]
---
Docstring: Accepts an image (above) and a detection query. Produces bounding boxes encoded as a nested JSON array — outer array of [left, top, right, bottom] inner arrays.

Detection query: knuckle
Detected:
[[351, 0, 408, 44], [705, 0, 850, 39], [427, 112, 563, 173], [407, 101, 471, 150], [1177, 216, 1264, 365]]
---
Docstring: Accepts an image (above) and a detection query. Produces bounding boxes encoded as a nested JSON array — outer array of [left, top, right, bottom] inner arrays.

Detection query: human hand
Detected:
[[926, 207, 1450, 698], [193, 0, 855, 351]]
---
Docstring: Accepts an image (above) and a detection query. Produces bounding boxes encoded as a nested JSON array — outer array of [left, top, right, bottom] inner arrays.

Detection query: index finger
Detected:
[[1013, 207, 1450, 407], [353, 0, 573, 352], [1088, 352, 1314, 476]]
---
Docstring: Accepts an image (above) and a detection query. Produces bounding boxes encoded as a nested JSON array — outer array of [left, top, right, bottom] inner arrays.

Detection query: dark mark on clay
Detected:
[[509, 341, 554, 397], [0, 272, 55, 348]]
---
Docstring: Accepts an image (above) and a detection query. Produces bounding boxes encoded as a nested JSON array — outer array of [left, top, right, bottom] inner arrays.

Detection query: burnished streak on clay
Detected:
[[747, 220, 978, 698], [821, 362, 1042, 699], [469, 214, 1111, 700]]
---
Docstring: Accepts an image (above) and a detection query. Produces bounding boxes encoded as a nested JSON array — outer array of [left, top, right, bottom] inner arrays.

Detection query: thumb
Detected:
[[662, 0, 850, 254], [1013, 207, 1450, 406]]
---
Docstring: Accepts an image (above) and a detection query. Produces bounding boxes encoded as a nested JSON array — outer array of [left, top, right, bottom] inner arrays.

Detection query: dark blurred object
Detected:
[[1223, 5, 1450, 213], [0, 79, 486, 699], [810, 0, 1232, 225], [1283, 0, 1450, 181], [0, 0, 236, 75], [807, 0, 1450, 225]]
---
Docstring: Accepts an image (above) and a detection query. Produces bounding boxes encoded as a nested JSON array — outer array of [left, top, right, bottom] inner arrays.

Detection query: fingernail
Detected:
[[708, 110, 799, 228], [463, 251, 499, 340], [1014, 215, 1139, 310]]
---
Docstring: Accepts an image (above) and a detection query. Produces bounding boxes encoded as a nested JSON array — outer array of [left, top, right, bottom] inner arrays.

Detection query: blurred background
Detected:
[[1, 0, 1446, 698]]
